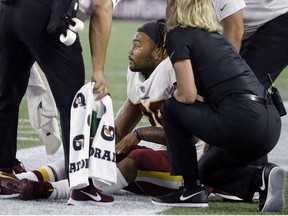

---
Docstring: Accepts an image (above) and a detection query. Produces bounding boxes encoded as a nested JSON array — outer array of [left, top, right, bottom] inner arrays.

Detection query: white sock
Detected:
[[93, 168, 128, 194], [16, 159, 66, 182], [46, 159, 67, 181], [49, 180, 70, 200], [16, 172, 38, 181]]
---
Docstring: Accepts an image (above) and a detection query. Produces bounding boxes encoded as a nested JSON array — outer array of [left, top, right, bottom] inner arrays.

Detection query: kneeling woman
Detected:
[[152, 0, 285, 213]]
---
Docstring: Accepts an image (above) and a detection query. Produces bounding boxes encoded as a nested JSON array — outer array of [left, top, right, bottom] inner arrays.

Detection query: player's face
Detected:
[[128, 32, 157, 74]]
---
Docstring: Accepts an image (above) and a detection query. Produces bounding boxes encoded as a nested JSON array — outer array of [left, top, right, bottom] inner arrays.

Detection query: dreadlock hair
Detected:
[[154, 19, 168, 59]]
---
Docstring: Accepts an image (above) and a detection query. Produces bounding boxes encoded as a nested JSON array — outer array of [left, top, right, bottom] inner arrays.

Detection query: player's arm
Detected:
[[220, 10, 244, 53], [134, 126, 166, 145], [115, 98, 143, 143], [89, 0, 113, 99]]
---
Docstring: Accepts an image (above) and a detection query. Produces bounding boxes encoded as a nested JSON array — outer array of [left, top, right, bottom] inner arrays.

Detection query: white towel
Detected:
[[69, 82, 116, 189], [27, 62, 62, 155]]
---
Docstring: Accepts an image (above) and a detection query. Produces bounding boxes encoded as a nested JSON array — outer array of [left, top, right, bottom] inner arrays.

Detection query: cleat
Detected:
[[151, 186, 209, 208], [0, 159, 27, 174], [12, 179, 54, 200], [0, 172, 19, 198], [259, 163, 286, 212], [68, 184, 114, 206]]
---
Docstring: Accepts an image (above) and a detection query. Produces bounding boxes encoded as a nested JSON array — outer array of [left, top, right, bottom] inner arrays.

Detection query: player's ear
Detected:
[[152, 47, 162, 61]]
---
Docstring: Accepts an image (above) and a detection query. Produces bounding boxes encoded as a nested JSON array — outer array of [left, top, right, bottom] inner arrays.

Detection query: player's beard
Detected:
[[129, 56, 155, 75]]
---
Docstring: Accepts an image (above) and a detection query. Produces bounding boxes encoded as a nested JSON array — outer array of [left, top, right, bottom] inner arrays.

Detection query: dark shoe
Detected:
[[151, 186, 208, 208], [68, 184, 114, 206], [0, 159, 27, 174], [259, 163, 286, 212], [0, 172, 18, 197], [11, 179, 54, 200]]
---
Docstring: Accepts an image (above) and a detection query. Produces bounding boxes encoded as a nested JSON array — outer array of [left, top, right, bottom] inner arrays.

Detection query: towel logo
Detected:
[[101, 125, 115, 141], [140, 86, 145, 93], [73, 92, 86, 108], [73, 134, 85, 150]]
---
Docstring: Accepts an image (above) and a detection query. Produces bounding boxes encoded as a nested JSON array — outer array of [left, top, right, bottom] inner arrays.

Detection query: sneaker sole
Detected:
[[68, 198, 114, 206], [214, 193, 243, 201], [0, 194, 19, 199], [151, 200, 208, 208], [261, 167, 286, 212]]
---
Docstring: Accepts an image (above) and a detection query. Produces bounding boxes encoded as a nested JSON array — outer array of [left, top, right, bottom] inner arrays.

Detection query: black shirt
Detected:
[[165, 26, 266, 103]]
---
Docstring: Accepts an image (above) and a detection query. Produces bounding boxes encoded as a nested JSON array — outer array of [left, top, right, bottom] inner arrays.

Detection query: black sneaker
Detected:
[[151, 186, 208, 208], [259, 163, 286, 212]]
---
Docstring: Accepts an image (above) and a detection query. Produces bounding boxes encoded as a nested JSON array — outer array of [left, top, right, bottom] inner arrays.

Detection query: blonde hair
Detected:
[[166, 0, 220, 33]]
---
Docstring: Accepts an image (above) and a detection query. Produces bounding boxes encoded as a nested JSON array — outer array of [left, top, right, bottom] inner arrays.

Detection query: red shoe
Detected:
[[0, 159, 27, 174], [68, 184, 114, 206], [0, 172, 19, 198], [11, 179, 54, 200]]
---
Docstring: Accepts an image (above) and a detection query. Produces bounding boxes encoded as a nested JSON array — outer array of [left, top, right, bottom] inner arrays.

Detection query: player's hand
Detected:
[[91, 71, 108, 100], [116, 132, 139, 154]]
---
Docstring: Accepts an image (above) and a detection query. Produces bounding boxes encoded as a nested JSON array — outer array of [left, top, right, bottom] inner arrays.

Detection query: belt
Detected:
[[233, 93, 273, 105]]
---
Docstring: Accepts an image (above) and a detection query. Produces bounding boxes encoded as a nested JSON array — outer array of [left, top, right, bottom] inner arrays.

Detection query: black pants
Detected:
[[0, 0, 85, 172], [240, 12, 288, 166], [161, 96, 281, 200], [241, 12, 288, 89]]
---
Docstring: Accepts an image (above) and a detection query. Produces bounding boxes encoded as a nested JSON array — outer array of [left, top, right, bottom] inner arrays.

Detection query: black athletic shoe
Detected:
[[259, 163, 286, 212], [151, 186, 208, 208]]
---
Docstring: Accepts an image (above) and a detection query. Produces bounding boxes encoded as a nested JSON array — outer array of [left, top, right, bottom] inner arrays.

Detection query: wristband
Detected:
[[133, 128, 142, 142]]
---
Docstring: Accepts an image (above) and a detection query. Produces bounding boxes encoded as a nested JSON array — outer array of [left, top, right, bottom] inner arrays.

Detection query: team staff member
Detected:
[[152, 0, 286, 212], [0, 0, 120, 175], [210, 0, 288, 166], [212, 0, 288, 89]]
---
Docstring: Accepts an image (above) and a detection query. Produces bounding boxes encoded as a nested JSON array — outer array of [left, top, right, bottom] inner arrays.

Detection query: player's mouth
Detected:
[[128, 56, 134, 64]]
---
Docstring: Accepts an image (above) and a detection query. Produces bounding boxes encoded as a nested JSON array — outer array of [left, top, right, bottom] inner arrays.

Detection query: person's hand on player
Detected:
[[91, 71, 108, 100]]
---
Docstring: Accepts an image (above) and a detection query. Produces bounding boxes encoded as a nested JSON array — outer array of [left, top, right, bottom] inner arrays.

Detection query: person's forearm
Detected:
[[221, 10, 244, 53], [222, 28, 243, 52], [89, 0, 113, 74], [136, 126, 166, 145]]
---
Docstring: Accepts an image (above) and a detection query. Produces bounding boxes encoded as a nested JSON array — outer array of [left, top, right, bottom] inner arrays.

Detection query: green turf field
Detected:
[[16, 20, 288, 215]]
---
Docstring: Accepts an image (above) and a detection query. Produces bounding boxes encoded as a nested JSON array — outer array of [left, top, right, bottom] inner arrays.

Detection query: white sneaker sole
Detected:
[[68, 198, 114, 206], [0, 193, 19, 198], [151, 200, 209, 208], [261, 167, 286, 212]]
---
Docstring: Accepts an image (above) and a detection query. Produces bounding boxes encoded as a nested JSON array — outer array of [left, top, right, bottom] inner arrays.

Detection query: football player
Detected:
[[0, 19, 204, 205]]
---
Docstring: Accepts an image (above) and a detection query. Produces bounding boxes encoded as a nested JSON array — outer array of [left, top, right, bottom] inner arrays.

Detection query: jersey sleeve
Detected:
[[78, 0, 122, 21], [211, 0, 246, 22], [127, 68, 139, 104]]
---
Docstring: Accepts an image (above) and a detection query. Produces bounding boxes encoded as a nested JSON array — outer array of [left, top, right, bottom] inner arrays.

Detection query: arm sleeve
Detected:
[[211, 0, 246, 22], [165, 29, 191, 64]]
